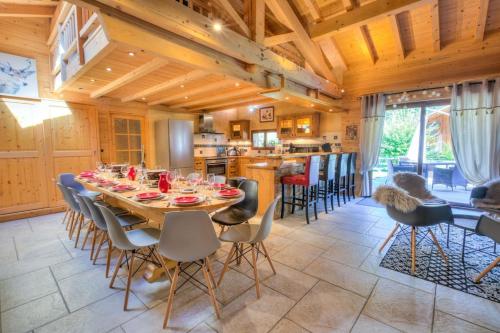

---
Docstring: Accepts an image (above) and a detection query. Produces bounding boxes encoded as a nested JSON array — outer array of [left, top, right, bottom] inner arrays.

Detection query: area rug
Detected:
[[356, 197, 383, 208], [380, 225, 500, 303]]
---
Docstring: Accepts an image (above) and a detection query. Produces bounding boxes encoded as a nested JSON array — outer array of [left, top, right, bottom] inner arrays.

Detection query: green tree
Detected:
[[380, 108, 420, 159]]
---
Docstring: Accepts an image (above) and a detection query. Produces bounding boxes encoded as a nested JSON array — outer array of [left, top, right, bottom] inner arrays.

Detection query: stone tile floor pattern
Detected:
[[1, 198, 499, 333]]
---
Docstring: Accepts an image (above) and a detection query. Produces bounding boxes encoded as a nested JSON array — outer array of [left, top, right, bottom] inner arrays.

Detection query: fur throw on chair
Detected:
[[471, 178, 500, 211], [373, 185, 423, 213], [393, 172, 435, 200]]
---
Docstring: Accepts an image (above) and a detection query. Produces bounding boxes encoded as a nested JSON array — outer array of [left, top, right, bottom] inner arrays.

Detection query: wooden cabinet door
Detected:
[[277, 116, 295, 139], [44, 101, 99, 207], [230, 120, 249, 140], [295, 114, 319, 138], [0, 99, 49, 215]]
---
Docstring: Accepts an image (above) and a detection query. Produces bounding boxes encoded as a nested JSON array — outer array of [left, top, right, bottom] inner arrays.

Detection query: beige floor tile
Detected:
[[306, 257, 377, 297], [327, 227, 382, 248], [265, 234, 295, 253], [0, 219, 31, 238], [207, 286, 295, 333], [58, 266, 122, 312], [244, 261, 318, 301], [0, 267, 58, 311], [50, 255, 98, 281], [15, 234, 67, 261], [270, 318, 309, 333], [301, 220, 337, 236], [107, 327, 125, 333], [189, 322, 217, 333], [433, 311, 495, 333], [122, 285, 215, 333], [2, 293, 67, 333], [285, 229, 336, 250], [35, 291, 146, 333], [286, 281, 365, 333], [365, 226, 394, 238], [363, 279, 434, 333], [0, 237, 17, 265], [118, 271, 171, 308], [212, 263, 255, 305], [321, 239, 372, 267], [435, 285, 500, 332], [273, 241, 324, 271], [351, 314, 401, 333], [0, 252, 71, 281]]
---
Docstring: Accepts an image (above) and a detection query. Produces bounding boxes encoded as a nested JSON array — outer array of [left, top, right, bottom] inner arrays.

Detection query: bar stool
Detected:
[[334, 153, 349, 207], [317, 154, 337, 214], [347, 152, 357, 200], [280, 155, 321, 224]]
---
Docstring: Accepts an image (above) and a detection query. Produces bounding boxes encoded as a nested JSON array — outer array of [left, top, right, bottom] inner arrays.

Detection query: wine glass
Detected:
[[121, 165, 129, 179], [166, 170, 177, 191], [186, 172, 201, 191], [207, 173, 215, 191]]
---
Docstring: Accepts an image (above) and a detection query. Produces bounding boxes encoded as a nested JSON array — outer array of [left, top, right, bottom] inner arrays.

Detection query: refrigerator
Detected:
[[154, 119, 194, 175]]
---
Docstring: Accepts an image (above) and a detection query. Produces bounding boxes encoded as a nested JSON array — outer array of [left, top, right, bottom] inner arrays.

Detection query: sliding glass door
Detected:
[[373, 101, 470, 204]]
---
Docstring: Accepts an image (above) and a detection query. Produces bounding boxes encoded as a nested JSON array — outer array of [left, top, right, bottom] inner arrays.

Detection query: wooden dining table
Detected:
[[76, 174, 243, 282]]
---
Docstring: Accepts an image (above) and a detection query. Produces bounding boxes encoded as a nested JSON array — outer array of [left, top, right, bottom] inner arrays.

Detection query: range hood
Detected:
[[197, 114, 223, 134]]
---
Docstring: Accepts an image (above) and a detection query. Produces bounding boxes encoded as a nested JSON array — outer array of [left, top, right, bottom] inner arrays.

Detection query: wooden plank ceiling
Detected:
[[7, 0, 500, 111]]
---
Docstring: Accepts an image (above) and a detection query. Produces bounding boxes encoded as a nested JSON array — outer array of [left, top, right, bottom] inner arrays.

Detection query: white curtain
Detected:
[[450, 79, 500, 185], [360, 93, 386, 196]]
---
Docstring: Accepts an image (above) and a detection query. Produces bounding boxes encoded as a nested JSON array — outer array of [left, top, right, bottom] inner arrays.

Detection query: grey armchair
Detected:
[[470, 178, 500, 214], [474, 214, 500, 283], [374, 185, 453, 274]]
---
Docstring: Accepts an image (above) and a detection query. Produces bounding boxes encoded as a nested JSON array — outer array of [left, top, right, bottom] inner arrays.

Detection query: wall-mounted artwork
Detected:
[[0, 51, 39, 99], [259, 106, 274, 122], [345, 124, 358, 141]]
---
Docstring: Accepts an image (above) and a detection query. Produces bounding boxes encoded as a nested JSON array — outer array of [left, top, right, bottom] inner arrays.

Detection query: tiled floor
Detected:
[[1, 199, 499, 333]]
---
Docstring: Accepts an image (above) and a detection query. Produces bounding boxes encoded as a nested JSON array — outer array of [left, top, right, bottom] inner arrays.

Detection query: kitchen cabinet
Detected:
[[227, 157, 239, 178], [277, 113, 319, 139], [229, 120, 250, 140], [194, 157, 205, 177]]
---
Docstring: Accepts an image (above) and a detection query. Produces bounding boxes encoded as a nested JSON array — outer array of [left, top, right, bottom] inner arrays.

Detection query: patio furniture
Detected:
[[386, 159, 417, 183], [474, 214, 500, 283], [432, 166, 468, 190], [374, 185, 453, 273]]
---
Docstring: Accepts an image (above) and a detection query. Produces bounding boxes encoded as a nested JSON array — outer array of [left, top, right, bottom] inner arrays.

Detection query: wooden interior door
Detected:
[[111, 114, 145, 165], [44, 101, 99, 207], [0, 99, 49, 215]]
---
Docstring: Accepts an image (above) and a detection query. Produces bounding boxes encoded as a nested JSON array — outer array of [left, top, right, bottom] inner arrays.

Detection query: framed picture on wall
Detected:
[[259, 106, 274, 122], [345, 124, 358, 141], [0, 51, 39, 99]]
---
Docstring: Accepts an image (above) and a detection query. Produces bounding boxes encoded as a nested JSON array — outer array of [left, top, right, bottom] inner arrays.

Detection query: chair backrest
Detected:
[[158, 211, 220, 262], [58, 173, 84, 192], [323, 154, 337, 181], [69, 188, 92, 219], [214, 175, 226, 184], [475, 215, 500, 243], [97, 204, 135, 250], [387, 159, 395, 175], [335, 153, 348, 179], [233, 179, 258, 215], [393, 172, 434, 200], [81, 196, 107, 230], [57, 183, 80, 212], [304, 155, 321, 185], [227, 177, 246, 188], [349, 152, 357, 176], [252, 196, 281, 243]]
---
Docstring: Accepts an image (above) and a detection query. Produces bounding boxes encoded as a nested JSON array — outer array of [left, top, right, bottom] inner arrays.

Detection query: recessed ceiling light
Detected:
[[329, 109, 333, 112], [213, 21, 223, 32], [326, 80, 329, 83], [106, 67, 112, 72], [128, 52, 135, 56], [285, 96, 289, 100], [235, 82, 240, 87], [180, 84, 185, 88], [184, 96, 189, 99], [90, 79, 95, 82], [310, 103, 315, 107], [141, 97, 146, 101], [341, 89, 345, 93]]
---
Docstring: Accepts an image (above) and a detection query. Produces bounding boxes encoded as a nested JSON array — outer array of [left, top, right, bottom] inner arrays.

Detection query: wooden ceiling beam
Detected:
[[265, 0, 336, 82], [148, 80, 236, 106], [171, 87, 261, 108], [430, 0, 440, 52], [303, 0, 321, 21], [121, 69, 209, 102], [90, 58, 168, 98], [341, 0, 355, 11], [189, 95, 271, 112], [318, 37, 347, 71], [0, 4, 55, 17], [389, 14, 406, 58], [310, 0, 432, 40], [77, 0, 339, 96], [215, 0, 251, 37], [359, 25, 378, 64], [263, 32, 296, 47], [474, 0, 490, 41], [250, 0, 265, 43]]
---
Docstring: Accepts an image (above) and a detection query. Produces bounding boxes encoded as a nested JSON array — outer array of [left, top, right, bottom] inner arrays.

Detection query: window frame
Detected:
[[251, 129, 278, 150], [110, 114, 145, 165]]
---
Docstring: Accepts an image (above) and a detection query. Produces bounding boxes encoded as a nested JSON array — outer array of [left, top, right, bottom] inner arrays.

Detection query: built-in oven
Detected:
[[205, 158, 227, 176]]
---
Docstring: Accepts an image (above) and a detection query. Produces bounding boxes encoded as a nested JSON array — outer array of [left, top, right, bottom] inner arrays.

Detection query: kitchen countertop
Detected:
[[195, 152, 343, 159]]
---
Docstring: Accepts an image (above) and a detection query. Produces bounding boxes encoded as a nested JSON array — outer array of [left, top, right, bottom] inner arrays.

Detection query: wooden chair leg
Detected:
[[90, 227, 99, 260], [202, 259, 221, 319], [124, 252, 135, 310], [74, 214, 85, 248], [155, 248, 172, 282], [379, 223, 400, 253], [68, 211, 76, 238], [218, 243, 236, 287], [218, 225, 226, 236], [236, 243, 242, 265], [428, 229, 448, 263], [110, 250, 125, 288], [251, 244, 261, 298], [411, 226, 416, 274], [93, 231, 106, 264], [81, 221, 94, 250], [105, 238, 113, 278], [474, 257, 500, 283], [205, 256, 217, 289], [62, 208, 69, 225], [260, 242, 276, 274], [163, 264, 180, 328]]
